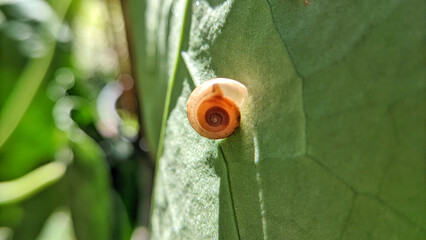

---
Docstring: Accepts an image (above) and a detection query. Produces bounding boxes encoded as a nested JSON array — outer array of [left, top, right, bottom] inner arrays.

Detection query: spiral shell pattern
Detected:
[[186, 78, 247, 139]]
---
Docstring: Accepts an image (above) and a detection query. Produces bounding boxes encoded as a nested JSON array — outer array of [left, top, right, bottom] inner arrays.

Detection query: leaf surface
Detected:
[[128, 0, 426, 238]]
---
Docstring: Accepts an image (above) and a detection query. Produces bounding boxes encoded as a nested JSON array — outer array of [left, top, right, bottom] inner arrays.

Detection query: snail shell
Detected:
[[187, 78, 248, 139]]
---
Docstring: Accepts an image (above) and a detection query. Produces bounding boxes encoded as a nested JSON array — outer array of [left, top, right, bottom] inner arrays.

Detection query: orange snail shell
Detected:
[[186, 78, 248, 139]]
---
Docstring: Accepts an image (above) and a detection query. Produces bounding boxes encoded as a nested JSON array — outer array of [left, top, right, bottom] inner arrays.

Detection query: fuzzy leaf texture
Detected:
[[125, 0, 426, 239]]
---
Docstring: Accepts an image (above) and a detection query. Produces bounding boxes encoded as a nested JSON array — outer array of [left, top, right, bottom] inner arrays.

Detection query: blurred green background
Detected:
[[0, 0, 151, 239]]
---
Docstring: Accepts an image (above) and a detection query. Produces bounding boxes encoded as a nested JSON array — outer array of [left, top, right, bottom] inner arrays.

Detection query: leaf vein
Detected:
[[218, 144, 242, 240]]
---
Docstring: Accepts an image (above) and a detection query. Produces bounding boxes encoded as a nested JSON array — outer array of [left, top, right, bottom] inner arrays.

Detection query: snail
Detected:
[[187, 78, 248, 139]]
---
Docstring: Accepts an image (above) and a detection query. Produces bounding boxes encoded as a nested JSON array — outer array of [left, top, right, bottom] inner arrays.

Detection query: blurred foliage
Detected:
[[0, 0, 148, 239]]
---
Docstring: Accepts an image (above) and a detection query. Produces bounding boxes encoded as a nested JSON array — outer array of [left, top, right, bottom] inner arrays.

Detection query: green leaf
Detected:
[[126, 0, 192, 159], [35, 208, 76, 240], [66, 137, 112, 240], [53, 96, 113, 240], [0, 0, 72, 149], [0, 92, 61, 181], [129, 0, 426, 238], [0, 227, 13, 240], [156, 0, 191, 160], [9, 182, 67, 240], [0, 162, 66, 205]]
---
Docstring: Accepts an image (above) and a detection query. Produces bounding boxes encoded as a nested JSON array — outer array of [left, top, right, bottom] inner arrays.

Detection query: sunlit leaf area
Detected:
[[0, 0, 151, 239]]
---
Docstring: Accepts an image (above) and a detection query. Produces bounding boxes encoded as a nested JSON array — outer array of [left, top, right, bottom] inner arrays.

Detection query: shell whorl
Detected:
[[187, 78, 247, 139]]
